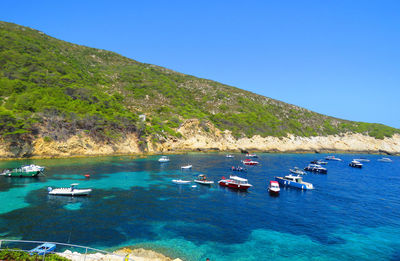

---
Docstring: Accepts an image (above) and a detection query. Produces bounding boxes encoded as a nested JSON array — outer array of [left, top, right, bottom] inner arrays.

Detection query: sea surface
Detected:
[[0, 153, 399, 260]]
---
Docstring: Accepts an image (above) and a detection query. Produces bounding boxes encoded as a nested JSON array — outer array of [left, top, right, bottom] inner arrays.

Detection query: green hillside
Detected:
[[0, 21, 398, 151]]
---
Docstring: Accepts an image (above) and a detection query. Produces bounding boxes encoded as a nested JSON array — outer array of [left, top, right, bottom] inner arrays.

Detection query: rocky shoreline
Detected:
[[1, 119, 399, 159], [57, 248, 183, 261]]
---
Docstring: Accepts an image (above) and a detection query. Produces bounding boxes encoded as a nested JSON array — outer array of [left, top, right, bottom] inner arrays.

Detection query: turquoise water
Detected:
[[0, 154, 399, 260]]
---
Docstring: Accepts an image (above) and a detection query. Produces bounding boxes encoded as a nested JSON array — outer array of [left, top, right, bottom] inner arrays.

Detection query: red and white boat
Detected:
[[268, 180, 280, 195], [218, 176, 252, 190], [242, 159, 259, 165]]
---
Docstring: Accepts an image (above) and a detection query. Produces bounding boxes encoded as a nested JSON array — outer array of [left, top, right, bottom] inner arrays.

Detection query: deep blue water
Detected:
[[0, 153, 399, 260]]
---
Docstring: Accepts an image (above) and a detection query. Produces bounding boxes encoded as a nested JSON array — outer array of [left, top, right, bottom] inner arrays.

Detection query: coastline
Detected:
[[1, 119, 399, 159], [57, 247, 183, 261], [0, 147, 397, 161]]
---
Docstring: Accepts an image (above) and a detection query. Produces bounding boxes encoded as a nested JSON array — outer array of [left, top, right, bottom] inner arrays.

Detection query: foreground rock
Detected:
[[58, 248, 183, 261]]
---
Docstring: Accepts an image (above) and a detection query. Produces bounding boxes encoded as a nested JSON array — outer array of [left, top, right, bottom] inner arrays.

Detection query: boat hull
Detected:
[[194, 180, 214, 185], [49, 189, 92, 196], [268, 188, 280, 195], [218, 180, 251, 190], [289, 169, 306, 175], [6, 170, 40, 177], [275, 177, 313, 190], [304, 167, 327, 174]]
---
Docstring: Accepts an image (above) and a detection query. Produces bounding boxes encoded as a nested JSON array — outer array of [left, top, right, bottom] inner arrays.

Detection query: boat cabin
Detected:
[[284, 175, 303, 183]]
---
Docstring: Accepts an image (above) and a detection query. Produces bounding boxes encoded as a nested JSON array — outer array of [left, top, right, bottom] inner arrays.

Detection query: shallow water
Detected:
[[0, 153, 399, 260]]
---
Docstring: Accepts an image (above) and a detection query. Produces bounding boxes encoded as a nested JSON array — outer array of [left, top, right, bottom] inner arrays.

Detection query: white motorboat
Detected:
[[353, 158, 370, 162], [289, 167, 306, 175], [268, 180, 280, 194], [172, 179, 191, 184], [48, 183, 92, 196], [325, 156, 342, 161], [158, 156, 170, 163], [181, 165, 192, 169], [304, 164, 327, 174], [194, 174, 214, 185], [378, 157, 392, 163], [226, 154, 234, 158], [349, 160, 362, 168]]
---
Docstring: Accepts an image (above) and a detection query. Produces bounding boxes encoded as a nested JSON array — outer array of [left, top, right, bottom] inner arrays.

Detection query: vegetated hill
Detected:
[[0, 21, 399, 155]]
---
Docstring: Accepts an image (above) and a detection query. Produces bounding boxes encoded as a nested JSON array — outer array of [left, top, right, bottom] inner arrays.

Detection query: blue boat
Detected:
[[275, 175, 314, 190], [29, 243, 56, 255]]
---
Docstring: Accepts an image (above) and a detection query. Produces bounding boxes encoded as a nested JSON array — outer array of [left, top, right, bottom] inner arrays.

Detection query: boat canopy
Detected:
[[230, 176, 248, 182]]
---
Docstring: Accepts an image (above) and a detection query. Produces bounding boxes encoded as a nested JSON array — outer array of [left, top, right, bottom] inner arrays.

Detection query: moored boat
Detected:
[[48, 183, 92, 196], [349, 160, 362, 168], [268, 180, 280, 195], [158, 156, 170, 163], [172, 179, 191, 184], [378, 157, 392, 163], [218, 176, 252, 190], [310, 159, 327, 165], [2, 164, 44, 177], [246, 153, 258, 158], [289, 167, 306, 175], [353, 158, 370, 162], [304, 164, 327, 174], [231, 166, 247, 172], [194, 174, 214, 185], [226, 154, 234, 158], [181, 165, 192, 169], [275, 175, 314, 190], [242, 159, 259, 165], [325, 156, 342, 161]]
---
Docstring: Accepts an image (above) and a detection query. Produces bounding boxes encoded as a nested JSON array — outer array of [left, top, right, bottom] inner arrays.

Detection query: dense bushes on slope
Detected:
[[0, 20, 398, 151]]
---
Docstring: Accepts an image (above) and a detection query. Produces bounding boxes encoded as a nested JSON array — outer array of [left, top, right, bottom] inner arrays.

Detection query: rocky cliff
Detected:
[[1, 119, 398, 158]]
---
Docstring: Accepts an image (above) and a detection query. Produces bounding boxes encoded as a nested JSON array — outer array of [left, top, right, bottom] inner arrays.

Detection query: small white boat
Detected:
[[194, 174, 214, 185], [158, 156, 170, 163], [181, 165, 192, 169], [353, 158, 370, 162], [48, 183, 92, 196], [325, 156, 342, 161], [378, 157, 392, 162], [289, 167, 306, 175], [172, 179, 191, 184], [268, 180, 280, 195], [226, 154, 234, 158], [349, 160, 362, 168]]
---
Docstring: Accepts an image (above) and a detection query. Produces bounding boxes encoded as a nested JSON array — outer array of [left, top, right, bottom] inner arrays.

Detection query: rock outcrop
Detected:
[[0, 119, 399, 158]]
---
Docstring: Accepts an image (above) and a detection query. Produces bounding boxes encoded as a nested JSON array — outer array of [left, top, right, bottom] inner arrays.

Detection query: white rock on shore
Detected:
[[57, 248, 183, 261]]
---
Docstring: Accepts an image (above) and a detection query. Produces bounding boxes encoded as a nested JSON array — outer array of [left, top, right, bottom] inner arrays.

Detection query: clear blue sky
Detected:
[[2, 0, 400, 128]]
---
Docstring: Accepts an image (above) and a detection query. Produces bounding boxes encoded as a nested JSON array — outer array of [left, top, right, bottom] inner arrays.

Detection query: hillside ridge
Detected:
[[0, 20, 399, 157]]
